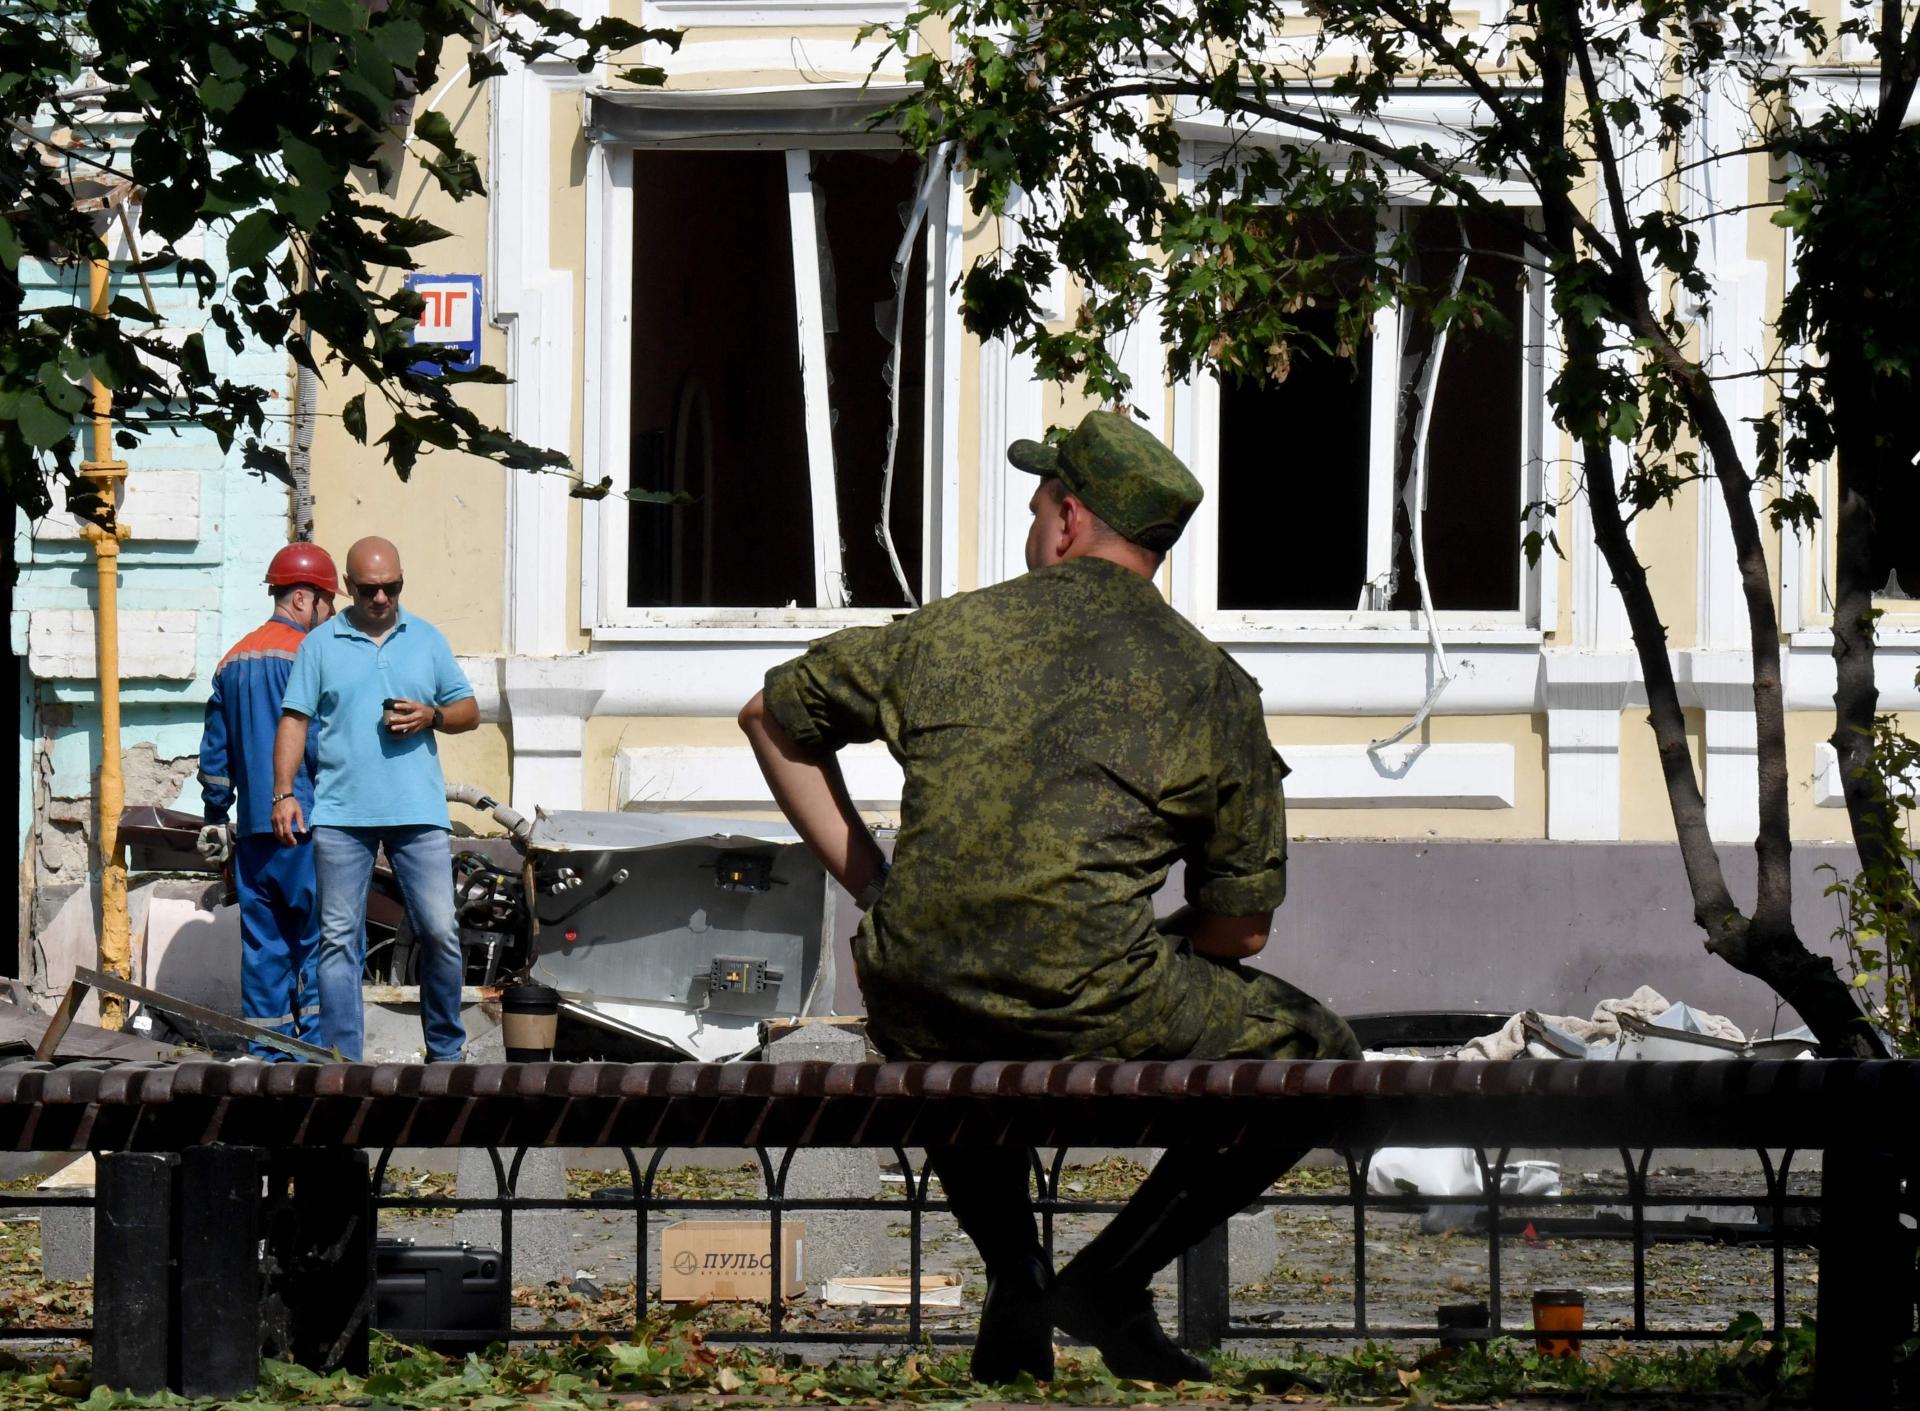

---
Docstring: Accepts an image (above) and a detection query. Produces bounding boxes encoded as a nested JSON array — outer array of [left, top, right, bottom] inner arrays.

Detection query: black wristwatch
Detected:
[[431, 707, 444, 731]]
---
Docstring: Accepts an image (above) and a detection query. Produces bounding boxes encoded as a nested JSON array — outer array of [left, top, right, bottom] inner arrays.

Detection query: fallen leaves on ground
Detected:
[[0, 1317, 1819, 1409]]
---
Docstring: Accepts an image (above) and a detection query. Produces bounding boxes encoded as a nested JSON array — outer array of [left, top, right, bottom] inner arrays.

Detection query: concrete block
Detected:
[[37, 1154, 96, 1281], [34, 472, 201, 542], [363, 997, 499, 1064], [760, 1024, 901, 1284], [1225, 1207, 1281, 1290], [455, 1146, 576, 1286], [29, 609, 198, 679]]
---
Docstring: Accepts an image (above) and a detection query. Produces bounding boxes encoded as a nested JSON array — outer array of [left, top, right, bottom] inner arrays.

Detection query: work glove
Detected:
[[196, 822, 233, 865]]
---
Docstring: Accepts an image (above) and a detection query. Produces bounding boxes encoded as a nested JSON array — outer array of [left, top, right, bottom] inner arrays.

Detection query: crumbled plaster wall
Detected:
[[24, 717, 200, 1010]]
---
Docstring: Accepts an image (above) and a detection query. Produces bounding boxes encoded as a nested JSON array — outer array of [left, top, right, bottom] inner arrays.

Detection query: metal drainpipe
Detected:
[[79, 253, 130, 1030]]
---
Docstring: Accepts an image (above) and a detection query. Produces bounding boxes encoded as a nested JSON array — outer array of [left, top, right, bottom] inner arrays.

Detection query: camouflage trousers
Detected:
[[1157, 949, 1362, 1062]]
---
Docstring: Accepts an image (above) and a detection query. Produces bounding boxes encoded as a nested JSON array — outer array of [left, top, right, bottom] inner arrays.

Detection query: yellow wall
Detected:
[[442, 724, 515, 829], [307, 69, 508, 657], [1618, 707, 1707, 841], [293, 19, 1913, 858]]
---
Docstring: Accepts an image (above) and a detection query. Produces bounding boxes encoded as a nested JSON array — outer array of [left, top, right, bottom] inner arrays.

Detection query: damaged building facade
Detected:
[[8, 180, 294, 1017], [11, 4, 1920, 1034]]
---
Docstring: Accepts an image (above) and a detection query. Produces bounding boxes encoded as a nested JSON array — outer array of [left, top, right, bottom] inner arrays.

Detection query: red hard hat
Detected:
[[265, 542, 340, 596]]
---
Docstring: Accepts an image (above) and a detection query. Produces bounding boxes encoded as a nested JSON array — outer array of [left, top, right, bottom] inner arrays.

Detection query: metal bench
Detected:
[[1, 1056, 1913, 1407]]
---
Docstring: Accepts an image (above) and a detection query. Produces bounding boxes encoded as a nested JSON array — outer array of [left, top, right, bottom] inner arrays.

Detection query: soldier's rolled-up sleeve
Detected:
[[1188, 671, 1290, 916], [763, 621, 910, 751]]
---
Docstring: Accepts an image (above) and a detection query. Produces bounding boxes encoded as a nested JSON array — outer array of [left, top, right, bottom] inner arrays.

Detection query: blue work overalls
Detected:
[[198, 614, 322, 1058]]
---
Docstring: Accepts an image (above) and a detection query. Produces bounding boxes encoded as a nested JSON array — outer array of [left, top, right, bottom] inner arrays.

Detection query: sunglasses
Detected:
[[352, 579, 403, 600]]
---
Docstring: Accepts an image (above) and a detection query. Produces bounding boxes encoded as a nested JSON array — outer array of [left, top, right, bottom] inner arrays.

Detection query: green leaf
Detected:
[[0, 216, 22, 272], [412, 109, 458, 158], [372, 17, 426, 69], [342, 392, 367, 441], [626, 487, 696, 506], [226, 210, 282, 268], [40, 366, 85, 414], [196, 73, 247, 114], [16, 395, 74, 451], [109, 296, 161, 324], [208, 41, 246, 80]]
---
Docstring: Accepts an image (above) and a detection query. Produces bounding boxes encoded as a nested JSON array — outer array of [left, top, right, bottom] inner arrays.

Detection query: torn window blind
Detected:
[[587, 86, 918, 148], [623, 145, 932, 612]]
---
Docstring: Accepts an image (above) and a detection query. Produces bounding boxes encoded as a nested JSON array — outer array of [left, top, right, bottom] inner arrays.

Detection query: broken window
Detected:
[[625, 148, 930, 612], [1214, 208, 1531, 616]]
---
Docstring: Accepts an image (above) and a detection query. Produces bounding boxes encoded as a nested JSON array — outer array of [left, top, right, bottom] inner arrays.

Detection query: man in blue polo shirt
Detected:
[[271, 535, 479, 1061]]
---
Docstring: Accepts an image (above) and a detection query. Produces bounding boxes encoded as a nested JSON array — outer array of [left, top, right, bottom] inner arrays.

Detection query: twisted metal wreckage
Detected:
[[115, 786, 840, 1063]]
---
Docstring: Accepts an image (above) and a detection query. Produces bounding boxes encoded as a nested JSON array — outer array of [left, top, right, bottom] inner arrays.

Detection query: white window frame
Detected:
[[1772, 78, 1920, 647], [1166, 110, 1555, 643], [583, 100, 964, 639]]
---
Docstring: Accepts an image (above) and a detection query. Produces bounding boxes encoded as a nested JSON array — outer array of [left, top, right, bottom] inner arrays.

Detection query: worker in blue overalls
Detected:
[[197, 543, 340, 1058]]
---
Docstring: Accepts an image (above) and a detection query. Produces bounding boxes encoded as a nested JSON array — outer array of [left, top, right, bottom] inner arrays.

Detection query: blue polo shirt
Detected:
[[282, 608, 475, 829]]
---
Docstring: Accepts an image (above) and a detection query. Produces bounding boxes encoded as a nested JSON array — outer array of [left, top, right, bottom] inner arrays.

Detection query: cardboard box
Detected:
[[659, 1220, 805, 1301]]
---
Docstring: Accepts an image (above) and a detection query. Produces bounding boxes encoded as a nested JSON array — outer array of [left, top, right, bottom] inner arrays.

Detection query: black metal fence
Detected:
[[317, 1142, 1821, 1350]]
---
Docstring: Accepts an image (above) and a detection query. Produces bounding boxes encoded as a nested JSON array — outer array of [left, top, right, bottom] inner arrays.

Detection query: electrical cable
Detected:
[[1371, 218, 1470, 753]]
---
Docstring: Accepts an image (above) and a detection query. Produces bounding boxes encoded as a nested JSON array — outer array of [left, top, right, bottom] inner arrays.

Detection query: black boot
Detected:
[[972, 1250, 1054, 1384], [925, 1148, 1055, 1383], [1051, 1144, 1306, 1385]]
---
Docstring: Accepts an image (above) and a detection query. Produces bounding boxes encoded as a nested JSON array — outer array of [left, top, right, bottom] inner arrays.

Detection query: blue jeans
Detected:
[[313, 825, 467, 1062], [233, 834, 322, 1060]]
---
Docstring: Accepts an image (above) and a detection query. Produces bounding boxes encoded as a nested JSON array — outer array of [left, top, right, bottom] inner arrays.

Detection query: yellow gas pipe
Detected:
[[79, 253, 130, 1030]]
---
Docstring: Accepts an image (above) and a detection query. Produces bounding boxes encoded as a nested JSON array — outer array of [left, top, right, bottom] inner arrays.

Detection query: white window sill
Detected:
[[592, 610, 910, 644], [1200, 620, 1544, 647], [644, 0, 908, 24], [1789, 626, 1920, 650]]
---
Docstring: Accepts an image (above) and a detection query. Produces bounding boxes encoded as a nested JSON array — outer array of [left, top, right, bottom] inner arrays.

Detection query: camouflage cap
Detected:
[[1008, 411, 1204, 552]]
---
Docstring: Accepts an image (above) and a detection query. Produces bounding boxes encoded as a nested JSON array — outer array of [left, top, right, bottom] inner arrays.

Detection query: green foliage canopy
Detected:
[[0, 0, 676, 519]]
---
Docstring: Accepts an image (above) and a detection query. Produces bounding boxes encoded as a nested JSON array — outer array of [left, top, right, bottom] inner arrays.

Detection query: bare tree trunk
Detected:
[[1682, 396, 1796, 937], [1565, 326, 1884, 1053]]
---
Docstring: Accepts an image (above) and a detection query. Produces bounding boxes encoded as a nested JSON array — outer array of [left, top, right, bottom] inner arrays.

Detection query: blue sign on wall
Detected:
[[404, 273, 484, 375]]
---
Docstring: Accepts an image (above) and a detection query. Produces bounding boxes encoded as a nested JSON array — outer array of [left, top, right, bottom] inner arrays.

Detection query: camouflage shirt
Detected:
[[763, 556, 1290, 1062]]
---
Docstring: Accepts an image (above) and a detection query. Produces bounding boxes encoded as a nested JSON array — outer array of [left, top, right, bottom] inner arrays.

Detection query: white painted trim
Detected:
[[1811, 739, 1920, 809], [614, 740, 1513, 810], [502, 655, 610, 814], [1543, 651, 1637, 840], [588, 131, 959, 630], [644, 0, 906, 24], [619, 742, 903, 810], [493, 57, 590, 658], [581, 142, 634, 634], [785, 150, 849, 610], [1813, 740, 1845, 807], [1283, 743, 1515, 808], [1174, 140, 1547, 635]]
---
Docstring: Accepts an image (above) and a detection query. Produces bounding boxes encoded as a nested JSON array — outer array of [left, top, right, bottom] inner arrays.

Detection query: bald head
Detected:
[[344, 536, 405, 631], [346, 536, 401, 580]]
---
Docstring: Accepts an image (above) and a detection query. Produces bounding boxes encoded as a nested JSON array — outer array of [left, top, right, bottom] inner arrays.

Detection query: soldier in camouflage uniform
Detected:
[[740, 411, 1359, 1386]]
